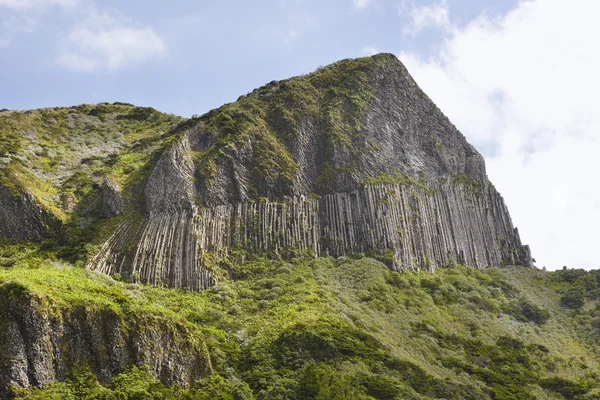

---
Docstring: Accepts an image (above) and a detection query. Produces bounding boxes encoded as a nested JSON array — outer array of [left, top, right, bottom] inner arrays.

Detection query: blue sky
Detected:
[[1, 0, 599, 270], [0, 0, 516, 117]]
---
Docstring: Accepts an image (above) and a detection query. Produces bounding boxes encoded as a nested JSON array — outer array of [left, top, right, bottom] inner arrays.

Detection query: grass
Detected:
[[0, 103, 184, 263], [3, 249, 600, 399], [452, 174, 483, 197], [0, 103, 182, 223], [362, 170, 437, 195]]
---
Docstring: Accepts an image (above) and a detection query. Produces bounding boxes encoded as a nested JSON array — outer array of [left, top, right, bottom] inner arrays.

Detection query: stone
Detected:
[[0, 186, 61, 241], [100, 178, 125, 218], [87, 54, 532, 291], [0, 281, 212, 398]]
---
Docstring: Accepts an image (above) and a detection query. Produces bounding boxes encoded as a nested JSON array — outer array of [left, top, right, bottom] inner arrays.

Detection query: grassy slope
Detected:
[[0, 103, 183, 218], [0, 103, 185, 260], [2, 248, 600, 399]]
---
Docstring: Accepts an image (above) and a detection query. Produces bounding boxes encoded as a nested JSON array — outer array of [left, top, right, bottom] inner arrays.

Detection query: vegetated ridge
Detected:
[[2, 54, 530, 293], [2, 54, 586, 400], [2, 254, 600, 399]]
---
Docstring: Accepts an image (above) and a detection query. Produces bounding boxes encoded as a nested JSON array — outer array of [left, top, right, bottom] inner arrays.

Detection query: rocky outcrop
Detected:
[[88, 54, 532, 291], [100, 178, 125, 218], [189, 54, 489, 204], [144, 135, 196, 213], [89, 178, 531, 291], [0, 280, 212, 399], [0, 186, 61, 241]]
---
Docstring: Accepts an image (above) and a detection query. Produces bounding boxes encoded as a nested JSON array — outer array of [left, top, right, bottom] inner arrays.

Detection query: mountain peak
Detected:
[[0, 56, 532, 294]]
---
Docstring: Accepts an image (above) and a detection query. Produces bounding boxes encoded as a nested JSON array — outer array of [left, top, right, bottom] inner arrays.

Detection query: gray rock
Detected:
[[88, 54, 532, 290], [100, 178, 125, 217], [144, 134, 196, 213], [0, 186, 61, 241], [0, 280, 212, 399]]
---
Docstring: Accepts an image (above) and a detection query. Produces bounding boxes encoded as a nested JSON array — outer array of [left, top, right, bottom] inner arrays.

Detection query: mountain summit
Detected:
[[0, 54, 531, 293]]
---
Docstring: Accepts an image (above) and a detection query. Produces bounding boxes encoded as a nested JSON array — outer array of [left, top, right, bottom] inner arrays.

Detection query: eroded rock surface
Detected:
[[0, 187, 61, 241], [0, 280, 211, 398], [88, 54, 532, 291], [100, 178, 125, 217]]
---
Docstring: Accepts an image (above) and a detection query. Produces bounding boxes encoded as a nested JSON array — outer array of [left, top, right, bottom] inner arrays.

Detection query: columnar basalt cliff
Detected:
[[0, 54, 538, 399], [85, 53, 531, 291]]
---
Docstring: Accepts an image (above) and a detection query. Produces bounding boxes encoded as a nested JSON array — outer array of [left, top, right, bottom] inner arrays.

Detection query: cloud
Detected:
[[354, 0, 374, 10], [402, 0, 451, 35], [281, 13, 316, 45], [399, 0, 600, 269], [283, 29, 297, 45], [55, 10, 166, 72], [0, 0, 77, 43]]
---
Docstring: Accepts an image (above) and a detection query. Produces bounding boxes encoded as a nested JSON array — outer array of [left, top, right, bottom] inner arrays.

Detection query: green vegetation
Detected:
[[0, 103, 182, 213], [0, 103, 183, 261], [362, 170, 437, 195], [452, 175, 483, 197], [2, 249, 600, 399]]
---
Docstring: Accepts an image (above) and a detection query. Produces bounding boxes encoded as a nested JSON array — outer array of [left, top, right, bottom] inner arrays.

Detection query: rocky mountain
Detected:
[[2, 54, 530, 294], [0, 54, 550, 399]]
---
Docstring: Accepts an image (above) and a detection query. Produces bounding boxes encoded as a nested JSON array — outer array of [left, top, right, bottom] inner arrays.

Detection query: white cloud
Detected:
[[281, 13, 316, 45], [400, 0, 600, 270], [283, 29, 297, 45], [2, 14, 39, 34], [354, 0, 374, 10], [55, 10, 166, 72], [403, 0, 450, 35], [0, 0, 76, 43]]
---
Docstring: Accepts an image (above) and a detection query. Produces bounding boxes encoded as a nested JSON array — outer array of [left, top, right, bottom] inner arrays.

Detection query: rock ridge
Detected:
[[88, 54, 531, 290]]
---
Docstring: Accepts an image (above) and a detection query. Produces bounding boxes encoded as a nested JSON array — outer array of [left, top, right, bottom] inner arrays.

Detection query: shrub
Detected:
[[513, 298, 551, 324], [560, 290, 585, 309], [540, 377, 590, 398]]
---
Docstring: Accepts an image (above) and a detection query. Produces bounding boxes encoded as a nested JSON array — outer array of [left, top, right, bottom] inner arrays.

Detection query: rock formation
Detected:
[[0, 53, 535, 398], [0, 279, 212, 396], [86, 53, 532, 291], [100, 178, 125, 218], [0, 186, 61, 241]]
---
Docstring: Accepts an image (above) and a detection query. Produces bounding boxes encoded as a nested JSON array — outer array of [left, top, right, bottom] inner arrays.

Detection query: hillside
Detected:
[[0, 53, 548, 399], [1, 248, 600, 399], [2, 55, 531, 294]]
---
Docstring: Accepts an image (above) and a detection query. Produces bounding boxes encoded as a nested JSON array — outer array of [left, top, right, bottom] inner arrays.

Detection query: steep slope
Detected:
[[0, 103, 185, 256], [0, 55, 531, 294], [86, 54, 531, 291], [1, 254, 600, 399]]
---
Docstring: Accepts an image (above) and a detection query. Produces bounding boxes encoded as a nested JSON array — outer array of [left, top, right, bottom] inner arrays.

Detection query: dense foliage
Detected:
[[2, 245, 600, 399]]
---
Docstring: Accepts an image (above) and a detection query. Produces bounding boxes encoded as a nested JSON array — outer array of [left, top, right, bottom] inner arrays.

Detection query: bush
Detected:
[[540, 377, 590, 398], [560, 290, 585, 309], [513, 298, 551, 324]]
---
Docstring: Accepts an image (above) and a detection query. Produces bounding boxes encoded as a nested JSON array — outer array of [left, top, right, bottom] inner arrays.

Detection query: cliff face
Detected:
[[86, 54, 531, 291], [0, 187, 61, 241], [0, 277, 211, 398]]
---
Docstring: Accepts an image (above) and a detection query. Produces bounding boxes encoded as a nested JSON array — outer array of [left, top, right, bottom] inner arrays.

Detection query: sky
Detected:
[[0, 0, 598, 270]]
